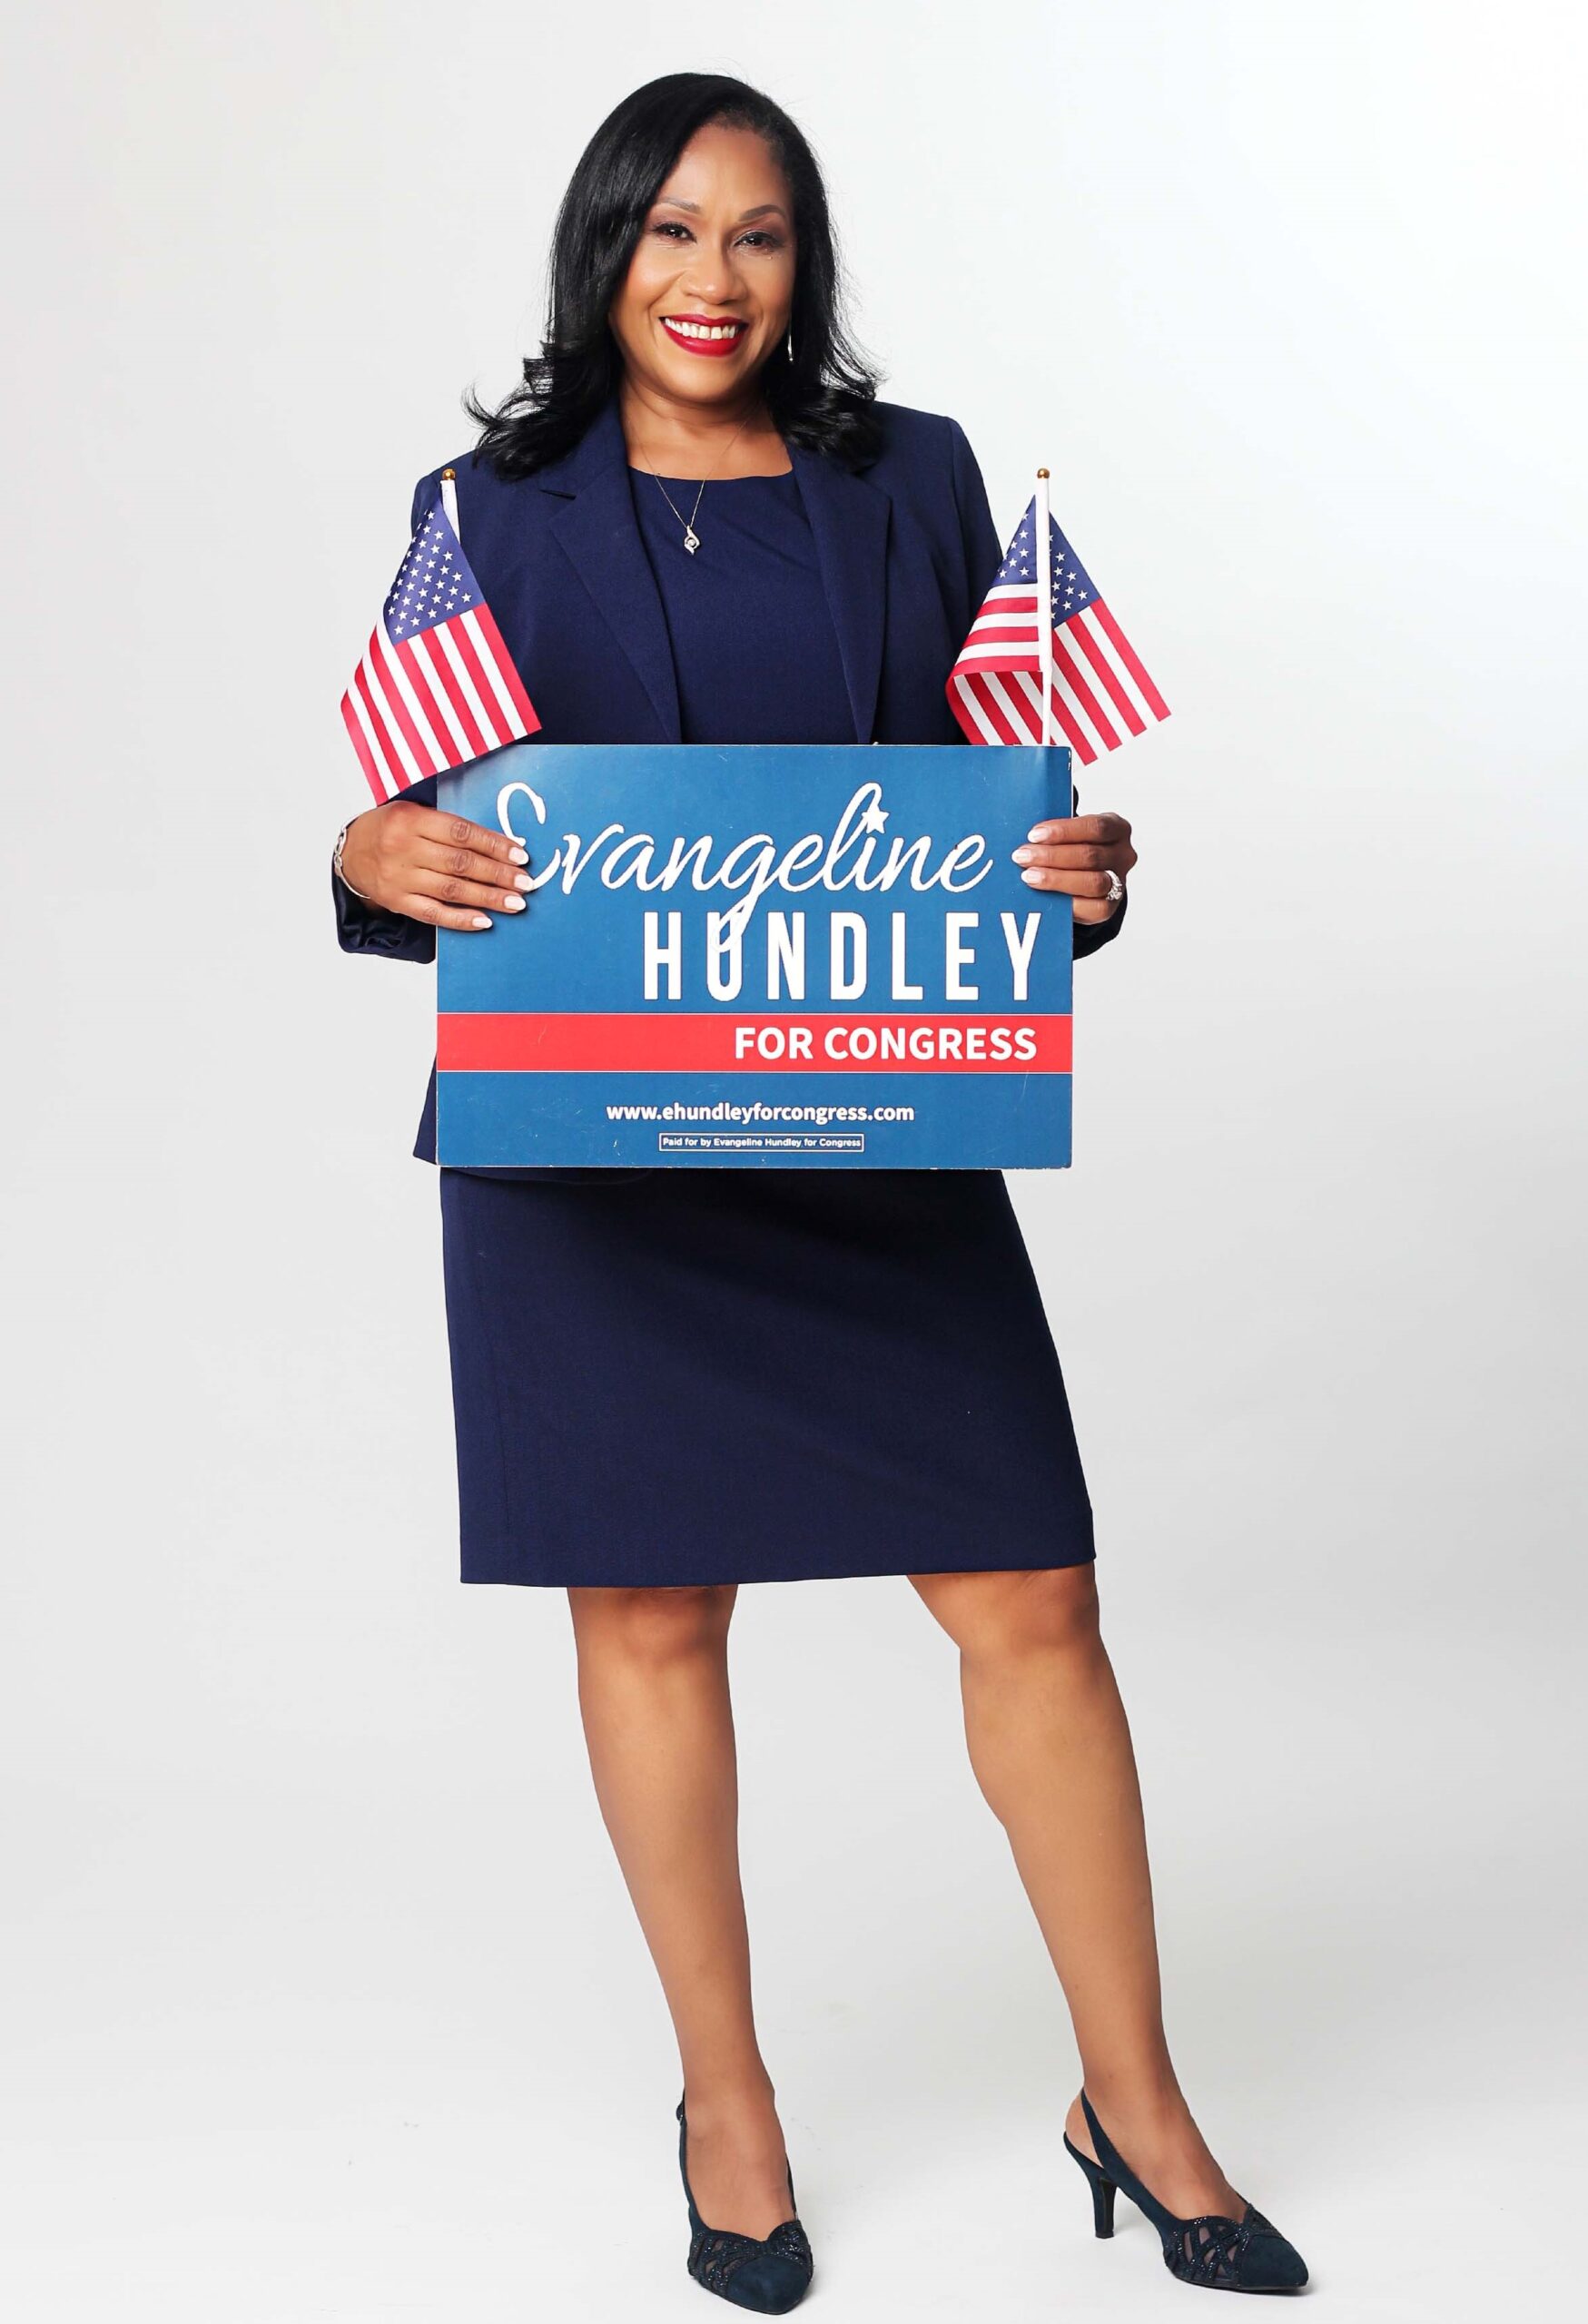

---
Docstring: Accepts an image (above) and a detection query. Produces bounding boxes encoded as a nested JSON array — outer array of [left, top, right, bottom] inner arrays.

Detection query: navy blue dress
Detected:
[[438, 462, 1096, 1588]]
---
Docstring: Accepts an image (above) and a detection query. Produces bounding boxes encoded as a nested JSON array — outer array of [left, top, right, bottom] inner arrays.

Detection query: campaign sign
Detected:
[[436, 743, 1074, 1169]]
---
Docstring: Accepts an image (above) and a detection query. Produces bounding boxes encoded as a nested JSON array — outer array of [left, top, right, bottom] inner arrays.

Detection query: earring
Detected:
[[785, 324, 795, 365]]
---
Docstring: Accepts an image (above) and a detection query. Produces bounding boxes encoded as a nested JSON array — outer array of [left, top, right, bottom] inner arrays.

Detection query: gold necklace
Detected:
[[637, 416, 751, 555]]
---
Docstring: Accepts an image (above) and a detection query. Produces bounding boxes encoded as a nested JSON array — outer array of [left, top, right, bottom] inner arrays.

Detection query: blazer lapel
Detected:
[[787, 442, 892, 743], [540, 399, 682, 742], [537, 399, 892, 747]]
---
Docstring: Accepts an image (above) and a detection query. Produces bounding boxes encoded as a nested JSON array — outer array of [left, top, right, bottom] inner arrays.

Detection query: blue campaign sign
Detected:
[[436, 743, 1074, 1169]]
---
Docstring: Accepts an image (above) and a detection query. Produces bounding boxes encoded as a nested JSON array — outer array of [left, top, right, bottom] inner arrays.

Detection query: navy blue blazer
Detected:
[[334, 393, 1128, 1171]]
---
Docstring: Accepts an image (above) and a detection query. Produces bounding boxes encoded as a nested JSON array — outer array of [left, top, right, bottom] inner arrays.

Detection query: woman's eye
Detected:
[[648, 221, 784, 251]]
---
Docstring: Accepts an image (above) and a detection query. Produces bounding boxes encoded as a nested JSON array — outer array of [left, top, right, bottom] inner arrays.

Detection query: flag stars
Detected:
[[375, 518, 481, 645]]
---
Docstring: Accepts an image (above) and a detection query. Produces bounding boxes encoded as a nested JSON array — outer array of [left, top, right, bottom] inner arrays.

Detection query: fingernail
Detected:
[[472, 914, 492, 929], [1012, 846, 1033, 862], [1021, 868, 1044, 885], [1027, 826, 1050, 842], [508, 847, 528, 865], [513, 873, 532, 891], [503, 893, 526, 911]]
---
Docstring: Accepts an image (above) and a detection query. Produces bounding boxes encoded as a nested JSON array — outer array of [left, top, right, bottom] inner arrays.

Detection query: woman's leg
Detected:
[[567, 1582, 795, 2238], [908, 1562, 1245, 2218]]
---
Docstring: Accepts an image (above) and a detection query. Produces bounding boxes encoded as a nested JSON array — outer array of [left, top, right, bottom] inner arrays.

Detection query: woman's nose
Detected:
[[683, 244, 745, 302]]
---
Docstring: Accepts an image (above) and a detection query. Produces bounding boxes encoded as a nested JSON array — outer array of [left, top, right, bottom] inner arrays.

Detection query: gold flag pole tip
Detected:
[[1036, 467, 1050, 478]]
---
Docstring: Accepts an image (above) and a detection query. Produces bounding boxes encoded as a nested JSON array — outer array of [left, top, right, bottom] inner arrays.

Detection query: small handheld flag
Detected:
[[340, 473, 540, 802], [948, 482, 1169, 762]]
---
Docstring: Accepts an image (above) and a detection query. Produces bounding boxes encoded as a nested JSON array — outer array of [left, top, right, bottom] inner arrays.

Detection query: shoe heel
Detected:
[[1063, 2133, 1117, 2239], [1076, 2088, 1309, 2292]]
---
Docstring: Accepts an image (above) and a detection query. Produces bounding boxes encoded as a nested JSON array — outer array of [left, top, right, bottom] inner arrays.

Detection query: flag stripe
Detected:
[[1011, 670, 1100, 763], [982, 672, 1041, 746], [1050, 632, 1124, 751], [1092, 597, 1170, 720], [363, 639, 433, 786], [435, 619, 499, 747], [459, 607, 528, 741], [397, 632, 471, 757], [346, 660, 401, 796], [951, 674, 1002, 743], [354, 649, 422, 790], [1067, 605, 1146, 737], [374, 626, 449, 773], [340, 689, 391, 803], [474, 603, 540, 733], [410, 629, 488, 758]]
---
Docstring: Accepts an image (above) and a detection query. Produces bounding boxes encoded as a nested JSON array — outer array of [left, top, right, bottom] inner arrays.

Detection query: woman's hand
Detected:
[[1011, 811, 1136, 924], [338, 802, 532, 931]]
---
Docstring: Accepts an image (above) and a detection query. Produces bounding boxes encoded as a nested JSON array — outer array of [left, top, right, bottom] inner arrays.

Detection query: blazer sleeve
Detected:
[[947, 419, 1128, 963], [330, 472, 445, 965]]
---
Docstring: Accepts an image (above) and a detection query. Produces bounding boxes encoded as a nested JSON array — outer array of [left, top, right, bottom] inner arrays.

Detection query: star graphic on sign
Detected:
[[860, 798, 888, 833]]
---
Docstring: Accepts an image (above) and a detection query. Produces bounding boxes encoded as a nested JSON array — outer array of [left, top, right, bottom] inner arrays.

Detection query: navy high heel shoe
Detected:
[[677, 2094, 814, 2313], [1064, 2090, 1308, 2293]]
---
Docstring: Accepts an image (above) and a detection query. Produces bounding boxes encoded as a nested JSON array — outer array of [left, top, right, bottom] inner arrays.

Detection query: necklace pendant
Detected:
[[683, 526, 701, 555]]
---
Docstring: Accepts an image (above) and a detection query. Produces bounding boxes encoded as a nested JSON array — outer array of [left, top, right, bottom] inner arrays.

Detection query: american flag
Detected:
[[340, 496, 539, 801], [948, 498, 1169, 762]]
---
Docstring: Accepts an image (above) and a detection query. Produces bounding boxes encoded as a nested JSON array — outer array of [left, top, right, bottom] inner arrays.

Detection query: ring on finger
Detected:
[[1102, 868, 1125, 906]]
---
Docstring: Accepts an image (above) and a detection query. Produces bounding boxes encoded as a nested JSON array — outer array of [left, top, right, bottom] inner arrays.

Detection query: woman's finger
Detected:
[[1012, 837, 1137, 873], [392, 891, 498, 932], [1015, 864, 1123, 899], [407, 867, 528, 915], [1022, 812, 1132, 849], [411, 837, 535, 891], [409, 804, 530, 869]]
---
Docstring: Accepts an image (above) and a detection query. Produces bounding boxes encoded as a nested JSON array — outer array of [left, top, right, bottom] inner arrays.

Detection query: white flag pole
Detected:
[[440, 464, 460, 540], [1034, 466, 1055, 750]]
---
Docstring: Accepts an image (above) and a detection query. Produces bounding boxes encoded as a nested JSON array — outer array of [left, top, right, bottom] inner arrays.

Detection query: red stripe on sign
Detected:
[[438, 1013, 1073, 1075]]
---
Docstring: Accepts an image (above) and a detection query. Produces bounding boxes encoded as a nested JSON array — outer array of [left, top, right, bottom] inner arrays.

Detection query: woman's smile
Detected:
[[658, 311, 751, 358]]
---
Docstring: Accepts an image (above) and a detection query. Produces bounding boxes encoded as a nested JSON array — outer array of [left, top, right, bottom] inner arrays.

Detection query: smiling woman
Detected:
[[617, 133, 790, 385], [330, 64, 1307, 2322], [464, 74, 880, 479]]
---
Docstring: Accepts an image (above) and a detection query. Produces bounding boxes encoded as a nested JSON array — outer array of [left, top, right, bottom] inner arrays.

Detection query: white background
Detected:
[[3, 3, 1584, 2317]]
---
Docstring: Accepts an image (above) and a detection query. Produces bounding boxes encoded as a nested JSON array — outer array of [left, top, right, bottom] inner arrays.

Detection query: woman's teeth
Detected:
[[664, 319, 745, 340]]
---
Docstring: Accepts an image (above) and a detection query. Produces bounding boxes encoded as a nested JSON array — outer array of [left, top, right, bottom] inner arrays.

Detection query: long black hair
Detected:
[[466, 73, 883, 477]]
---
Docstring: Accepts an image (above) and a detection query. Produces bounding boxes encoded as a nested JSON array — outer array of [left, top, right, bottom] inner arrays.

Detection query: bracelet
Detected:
[[332, 821, 379, 904]]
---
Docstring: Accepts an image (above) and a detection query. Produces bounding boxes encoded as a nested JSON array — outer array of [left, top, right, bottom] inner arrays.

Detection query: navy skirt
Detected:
[[439, 1167, 1096, 1589]]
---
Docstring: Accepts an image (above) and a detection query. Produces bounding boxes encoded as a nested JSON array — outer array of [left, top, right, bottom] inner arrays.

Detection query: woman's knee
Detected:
[[912, 1562, 1102, 1663], [568, 1581, 736, 1666]]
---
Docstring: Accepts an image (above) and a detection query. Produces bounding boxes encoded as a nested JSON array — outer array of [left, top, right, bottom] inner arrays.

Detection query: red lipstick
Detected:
[[660, 313, 750, 359]]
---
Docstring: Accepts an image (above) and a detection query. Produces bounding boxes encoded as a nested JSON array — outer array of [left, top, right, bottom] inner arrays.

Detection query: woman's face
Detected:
[[609, 121, 797, 410]]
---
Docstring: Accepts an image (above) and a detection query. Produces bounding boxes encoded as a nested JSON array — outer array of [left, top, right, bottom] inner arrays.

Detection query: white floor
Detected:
[[5, 1591, 1580, 2323]]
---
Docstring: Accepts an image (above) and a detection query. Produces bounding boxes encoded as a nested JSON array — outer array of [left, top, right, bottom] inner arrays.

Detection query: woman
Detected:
[[332, 73, 1308, 2310]]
